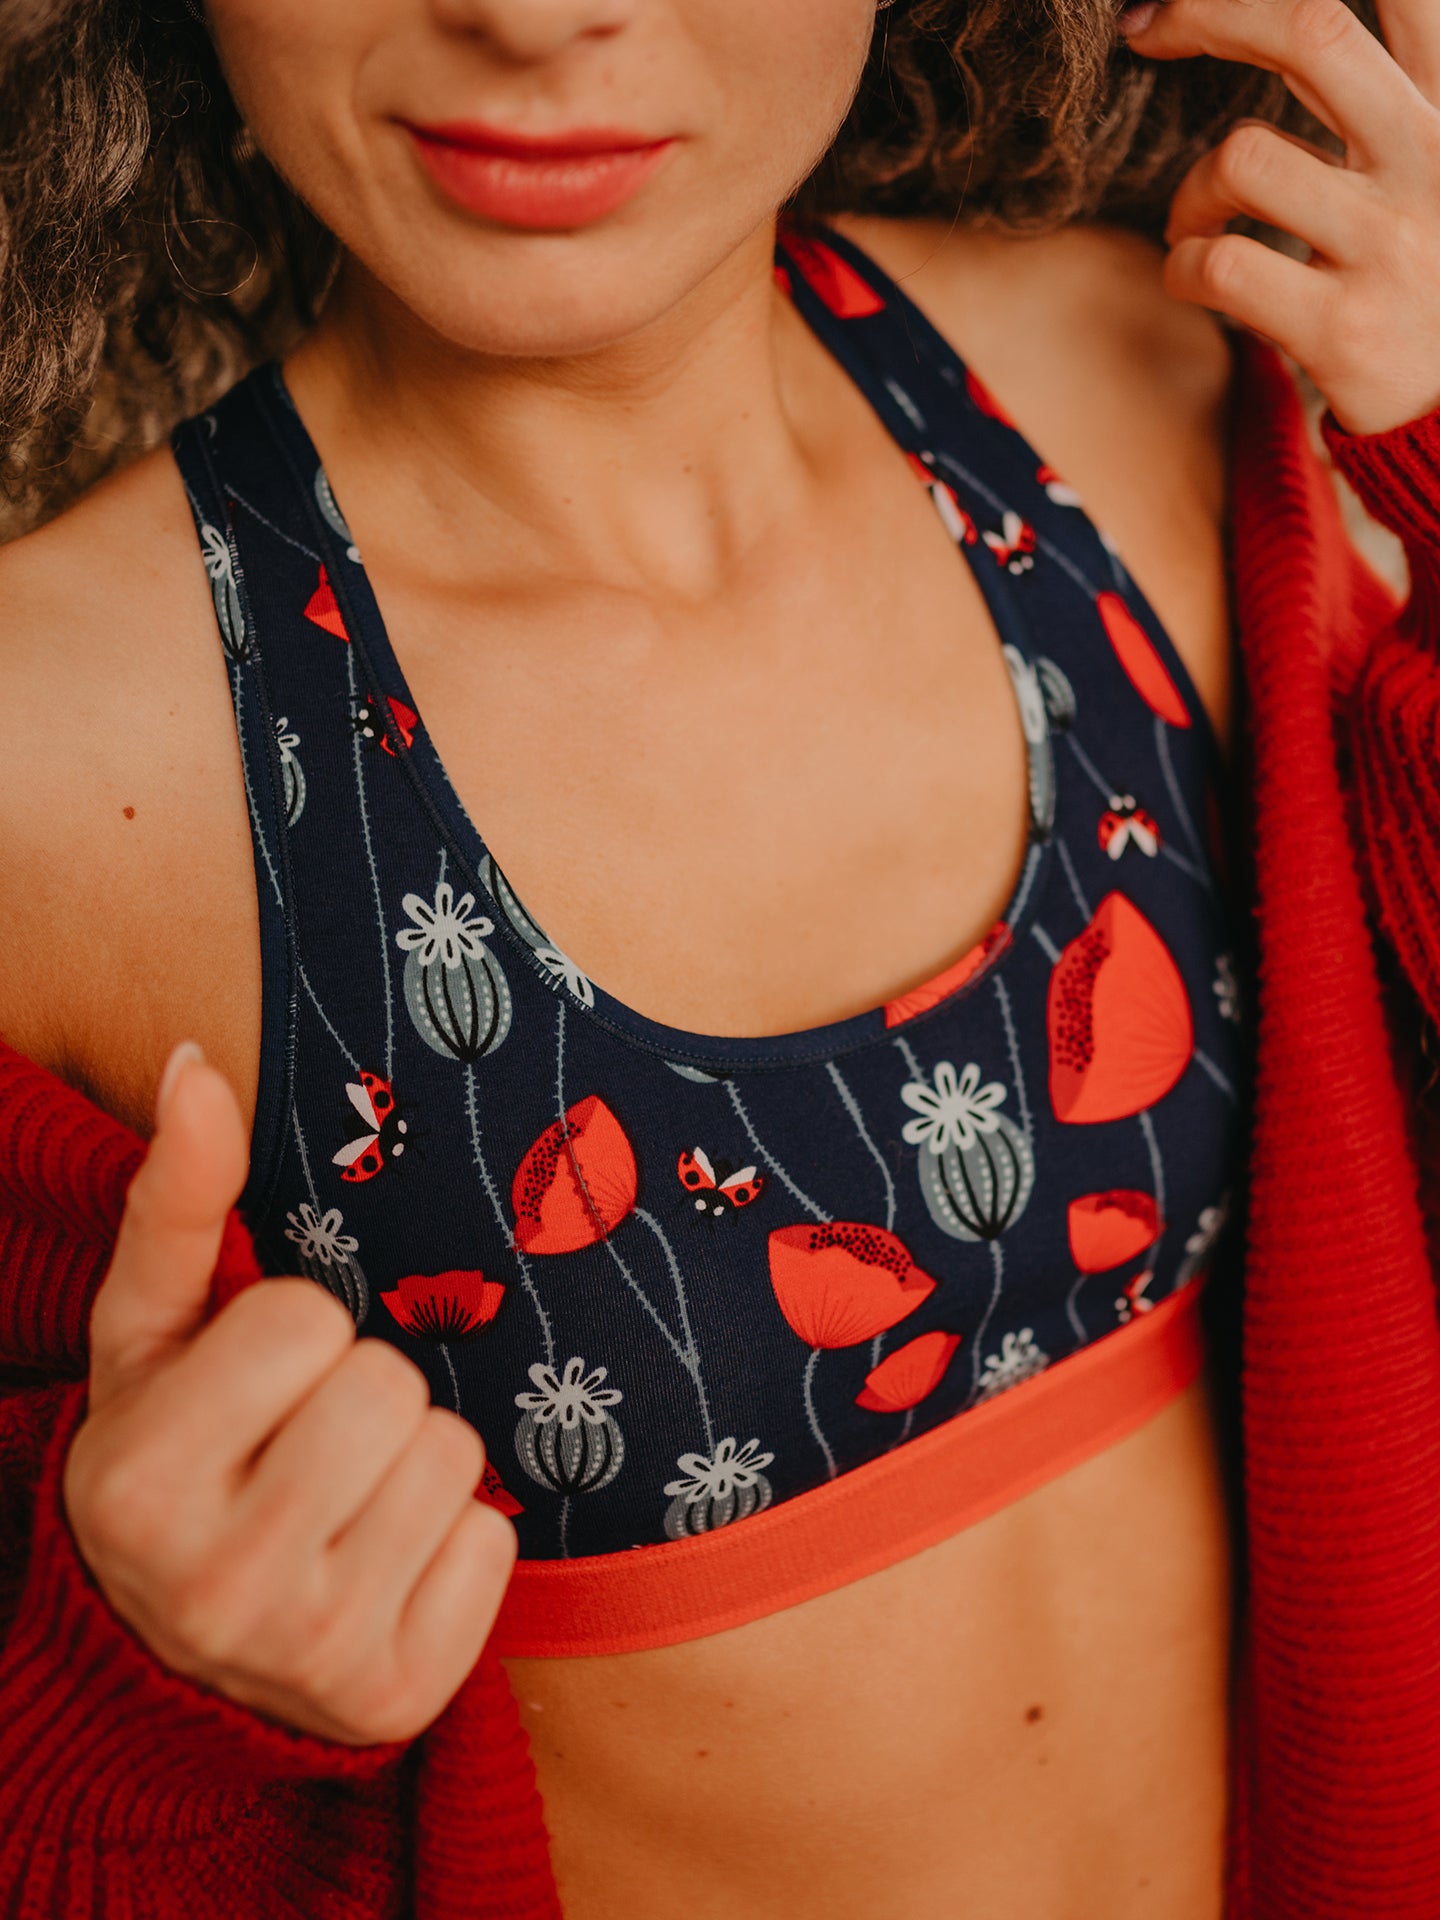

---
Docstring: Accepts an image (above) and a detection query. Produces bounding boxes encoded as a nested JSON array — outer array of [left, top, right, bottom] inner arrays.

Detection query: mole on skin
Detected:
[[122, 806, 136, 819]]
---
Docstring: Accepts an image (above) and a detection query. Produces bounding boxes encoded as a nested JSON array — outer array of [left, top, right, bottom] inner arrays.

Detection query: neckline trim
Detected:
[[250, 222, 1156, 1072]]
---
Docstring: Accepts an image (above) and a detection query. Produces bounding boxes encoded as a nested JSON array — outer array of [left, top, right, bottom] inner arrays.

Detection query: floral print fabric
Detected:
[[170, 221, 1243, 1566]]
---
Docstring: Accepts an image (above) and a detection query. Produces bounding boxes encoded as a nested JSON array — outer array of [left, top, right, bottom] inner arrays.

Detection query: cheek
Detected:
[[205, 0, 386, 197], [689, 0, 877, 199]]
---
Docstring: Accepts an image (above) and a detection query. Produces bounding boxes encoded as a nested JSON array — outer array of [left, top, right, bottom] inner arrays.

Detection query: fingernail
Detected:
[[156, 1041, 206, 1128], [1119, 2, 1161, 33]]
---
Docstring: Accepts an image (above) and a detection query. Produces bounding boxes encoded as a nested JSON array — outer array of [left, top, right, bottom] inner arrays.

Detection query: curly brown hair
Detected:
[[0, 0, 1375, 532]]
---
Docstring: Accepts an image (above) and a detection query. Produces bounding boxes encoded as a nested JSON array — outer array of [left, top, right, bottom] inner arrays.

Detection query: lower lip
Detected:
[[407, 131, 675, 229]]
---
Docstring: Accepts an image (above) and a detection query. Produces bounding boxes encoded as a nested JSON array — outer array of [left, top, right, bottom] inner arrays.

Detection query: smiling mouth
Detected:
[[402, 121, 678, 230]]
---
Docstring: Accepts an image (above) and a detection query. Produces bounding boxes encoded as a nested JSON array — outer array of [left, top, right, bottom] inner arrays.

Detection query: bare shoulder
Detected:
[[835, 215, 1232, 430], [833, 215, 1235, 740], [0, 448, 259, 1129]]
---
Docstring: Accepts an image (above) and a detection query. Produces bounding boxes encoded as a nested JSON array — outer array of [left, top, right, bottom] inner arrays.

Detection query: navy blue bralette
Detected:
[[172, 222, 1242, 1657]]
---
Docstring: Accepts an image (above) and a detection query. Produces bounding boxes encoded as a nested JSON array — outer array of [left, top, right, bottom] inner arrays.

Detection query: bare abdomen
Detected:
[[505, 1370, 1234, 1920]]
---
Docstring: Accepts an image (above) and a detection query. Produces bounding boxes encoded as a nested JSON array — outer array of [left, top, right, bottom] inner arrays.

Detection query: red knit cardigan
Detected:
[[4, 335, 1440, 1920]]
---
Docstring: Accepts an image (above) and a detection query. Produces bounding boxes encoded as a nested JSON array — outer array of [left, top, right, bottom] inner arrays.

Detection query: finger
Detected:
[[395, 1499, 515, 1699], [1163, 230, 1332, 359], [1123, 0, 1430, 165], [326, 1406, 486, 1616], [89, 1044, 249, 1404], [1165, 120, 1366, 261], [1374, 0, 1440, 107], [241, 1337, 435, 1548], [127, 1275, 357, 1482]]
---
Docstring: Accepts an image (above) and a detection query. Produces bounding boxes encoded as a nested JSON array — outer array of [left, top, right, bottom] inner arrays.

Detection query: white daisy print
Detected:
[[536, 943, 596, 1009], [284, 1202, 359, 1269], [901, 1060, 1009, 1156], [664, 1437, 774, 1504], [397, 879, 495, 970], [975, 1328, 1049, 1400], [516, 1357, 623, 1429]]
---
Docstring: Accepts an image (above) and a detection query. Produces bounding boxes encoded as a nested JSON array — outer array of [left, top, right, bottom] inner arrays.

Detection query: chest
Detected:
[[327, 388, 1226, 1050], [159, 332, 1242, 1575]]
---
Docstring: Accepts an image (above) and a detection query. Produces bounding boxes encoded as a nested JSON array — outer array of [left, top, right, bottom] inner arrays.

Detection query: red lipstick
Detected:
[[404, 121, 676, 229]]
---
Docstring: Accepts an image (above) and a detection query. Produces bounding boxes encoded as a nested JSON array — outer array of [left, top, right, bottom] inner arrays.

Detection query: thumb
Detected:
[[89, 1042, 250, 1407]]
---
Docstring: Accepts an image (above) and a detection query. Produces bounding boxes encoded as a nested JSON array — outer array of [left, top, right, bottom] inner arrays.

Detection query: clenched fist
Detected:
[[63, 1043, 516, 1745]]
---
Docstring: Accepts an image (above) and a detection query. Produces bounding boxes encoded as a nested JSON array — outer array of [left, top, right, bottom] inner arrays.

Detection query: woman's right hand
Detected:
[[62, 1043, 516, 1746]]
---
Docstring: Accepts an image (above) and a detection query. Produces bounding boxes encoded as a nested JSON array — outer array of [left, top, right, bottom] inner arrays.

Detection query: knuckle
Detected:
[[77, 1445, 180, 1560], [230, 1276, 356, 1353], [419, 1406, 485, 1484], [454, 1498, 518, 1588], [166, 1558, 256, 1665], [1198, 236, 1248, 301], [273, 1598, 367, 1707], [343, 1338, 432, 1423], [336, 1674, 428, 1745], [1215, 124, 1273, 193], [1289, 0, 1354, 59]]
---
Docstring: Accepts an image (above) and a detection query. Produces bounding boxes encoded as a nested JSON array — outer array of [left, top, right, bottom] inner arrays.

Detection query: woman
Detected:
[[2, 1, 1440, 1916]]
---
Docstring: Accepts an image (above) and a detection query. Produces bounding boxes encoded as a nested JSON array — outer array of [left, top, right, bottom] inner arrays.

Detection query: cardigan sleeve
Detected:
[[0, 1048, 411, 1916], [1321, 404, 1440, 1037]]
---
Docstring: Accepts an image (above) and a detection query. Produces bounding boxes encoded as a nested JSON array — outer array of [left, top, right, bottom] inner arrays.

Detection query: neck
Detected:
[[284, 218, 832, 599]]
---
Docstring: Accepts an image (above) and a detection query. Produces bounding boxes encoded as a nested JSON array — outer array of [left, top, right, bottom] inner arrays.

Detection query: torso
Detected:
[[0, 217, 1237, 1918]]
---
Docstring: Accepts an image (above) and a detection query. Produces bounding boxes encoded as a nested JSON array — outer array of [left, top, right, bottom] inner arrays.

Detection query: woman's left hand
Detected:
[[1121, 0, 1440, 434]]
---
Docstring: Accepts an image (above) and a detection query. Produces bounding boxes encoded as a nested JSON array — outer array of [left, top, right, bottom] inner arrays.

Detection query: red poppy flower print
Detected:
[[477, 1460, 524, 1518], [1097, 592, 1190, 729], [855, 1330, 962, 1413], [768, 1223, 937, 1349], [304, 563, 349, 640], [782, 235, 885, 319], [1047, 893, 1193, 1124], [884, 925, 1011, 1029], [513, 1096, 638, 1255], [380, 1268, 506, 1339], [1067, 1192, 1162, 1273], [354, 692, 418, 756], [966, 368, 1015, 427]]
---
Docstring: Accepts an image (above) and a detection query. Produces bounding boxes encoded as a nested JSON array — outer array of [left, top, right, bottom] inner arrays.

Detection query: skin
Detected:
[[3, 0, 1438, 1911]]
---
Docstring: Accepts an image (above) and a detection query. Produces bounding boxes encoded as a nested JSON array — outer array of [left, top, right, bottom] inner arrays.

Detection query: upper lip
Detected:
[[404, 120, 669, 158]]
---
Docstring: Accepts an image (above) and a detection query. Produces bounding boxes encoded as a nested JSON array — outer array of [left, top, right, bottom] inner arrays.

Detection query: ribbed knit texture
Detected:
[[1230, 341, 1440, 1918], [0, 1045, 558, 1920], [3, 338, 1440, 1918], [1323, 403, 1440, 1037]]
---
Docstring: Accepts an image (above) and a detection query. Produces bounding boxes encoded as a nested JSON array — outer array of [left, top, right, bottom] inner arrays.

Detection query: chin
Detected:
[[350, 206, 772, 362]]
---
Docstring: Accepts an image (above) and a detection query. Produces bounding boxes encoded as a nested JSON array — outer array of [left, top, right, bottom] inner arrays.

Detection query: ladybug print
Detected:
[[678, 1147, 765, 1221], [983, 510, 1036, 575], [172, 219, 1240, 1570], [354, 692, 418, 757], [1114, 1268, 1156, 1324], [1098, 794, 1162, 861], [906, 453, 978, 547], [1037, 463, 1082, 509], [333, 1072, 413, 1182]]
